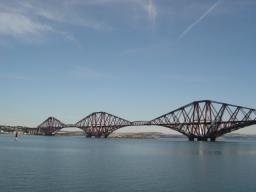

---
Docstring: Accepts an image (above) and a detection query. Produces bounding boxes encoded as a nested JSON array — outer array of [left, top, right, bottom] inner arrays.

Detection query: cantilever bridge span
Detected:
[[37, 100, 256, 141]]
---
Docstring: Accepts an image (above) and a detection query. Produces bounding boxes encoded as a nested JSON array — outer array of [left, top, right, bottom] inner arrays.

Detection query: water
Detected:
[[1, 135, 256, 192]]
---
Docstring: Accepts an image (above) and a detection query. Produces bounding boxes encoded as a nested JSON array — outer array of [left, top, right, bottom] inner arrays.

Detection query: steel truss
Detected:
[[37, 100, 256, 140], [75, 112, 131, 138], [37, 117, 67, 136], [151, 100, 256, 141]]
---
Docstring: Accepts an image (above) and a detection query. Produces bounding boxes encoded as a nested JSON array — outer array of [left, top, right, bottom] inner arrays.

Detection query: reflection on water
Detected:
[[1, 135, 256, 192], [192, 149, 222, 156]]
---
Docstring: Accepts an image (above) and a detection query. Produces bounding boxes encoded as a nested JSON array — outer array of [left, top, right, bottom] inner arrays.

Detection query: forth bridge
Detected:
[[6, 100, 256, 142]]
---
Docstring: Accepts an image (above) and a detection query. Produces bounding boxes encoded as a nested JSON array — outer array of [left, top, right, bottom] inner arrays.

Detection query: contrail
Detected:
[[178, 0, 221, 40]]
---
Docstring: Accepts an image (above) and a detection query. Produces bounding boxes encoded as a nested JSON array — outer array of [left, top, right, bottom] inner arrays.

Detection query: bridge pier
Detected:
[[95, 135, 102, 138], [27, 128, 39, 135], [193, 137, 216, 142], [188, 137, 217, 142], [197, 137, 208, 142], [45, 133, 55, 136], [188, 137, 195, 141], [85, 132, 110, 138], [210, 137, 216, 142]]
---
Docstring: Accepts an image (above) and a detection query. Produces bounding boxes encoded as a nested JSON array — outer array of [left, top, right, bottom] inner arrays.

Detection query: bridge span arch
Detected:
[[37, 117, 67, 136], [36, 100, 256, 141], [150, 100, 256, 141], [75, 112, 132, 138]]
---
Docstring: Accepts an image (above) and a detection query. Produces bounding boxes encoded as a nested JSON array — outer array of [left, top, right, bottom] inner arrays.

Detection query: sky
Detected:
[[0, 0, 256, 134]]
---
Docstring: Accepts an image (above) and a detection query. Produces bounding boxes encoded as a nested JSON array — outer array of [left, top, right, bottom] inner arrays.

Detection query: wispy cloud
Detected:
[[147, 0, 157, 25], [0, 1, 72, 42], [0, 12, 52, 39], [135, 0, 157, 26], [0, 0, 158, 42], [68, 0, 157, 26], [0, 0, 111, 42], [178, 0, 222, 40]]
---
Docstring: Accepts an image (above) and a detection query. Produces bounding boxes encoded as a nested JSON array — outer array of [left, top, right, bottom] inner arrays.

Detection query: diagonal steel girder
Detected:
[[150, 100, 256, 139], [75, 112, 131, 137]]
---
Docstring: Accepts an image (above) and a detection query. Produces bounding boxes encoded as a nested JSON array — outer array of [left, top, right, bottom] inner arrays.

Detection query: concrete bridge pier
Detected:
[[26, 128, 39, 135], [188, 136, 216, 142], [188, 137, 195, 141], [95, 134, 102, 138], [210, 137, 216, 142], [45, 133, 55, 136], [197, 137, 208, 141], [197, 137, 216, 142]]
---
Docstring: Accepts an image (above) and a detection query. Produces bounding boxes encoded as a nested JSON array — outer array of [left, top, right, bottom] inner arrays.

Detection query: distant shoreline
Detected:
[[1, 131, 256, 140]]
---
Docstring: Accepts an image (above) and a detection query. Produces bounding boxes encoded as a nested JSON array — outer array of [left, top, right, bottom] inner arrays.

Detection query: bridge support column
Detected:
[[95, 134, 102, 138], [197, 137, 207, 141], [188, 137, 194, 141], [210, 137, 216, 142], [86, 134, 92, 138], [45, 133, 54, 136]]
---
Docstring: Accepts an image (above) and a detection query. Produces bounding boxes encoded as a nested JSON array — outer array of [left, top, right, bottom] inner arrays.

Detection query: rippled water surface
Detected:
[[1, 135, 256, 192]]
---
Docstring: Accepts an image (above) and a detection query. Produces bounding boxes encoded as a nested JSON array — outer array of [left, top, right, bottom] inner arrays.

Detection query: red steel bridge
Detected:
[[36, 100, 256, 141]]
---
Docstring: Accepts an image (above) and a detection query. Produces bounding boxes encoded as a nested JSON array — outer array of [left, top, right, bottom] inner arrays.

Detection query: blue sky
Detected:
[[0, 0, 256, 133]]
